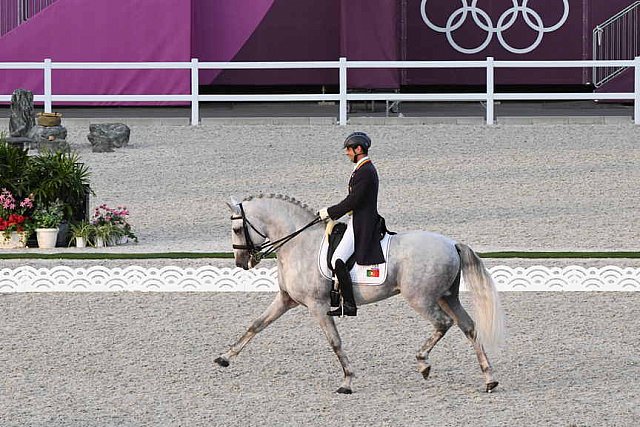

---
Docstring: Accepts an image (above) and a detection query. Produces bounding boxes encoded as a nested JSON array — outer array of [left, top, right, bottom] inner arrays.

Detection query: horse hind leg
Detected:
[[403, 295, 454, 380], [416, 319, 452, 380], [215, 291, 298, 367], [437, 295, 498, 393]]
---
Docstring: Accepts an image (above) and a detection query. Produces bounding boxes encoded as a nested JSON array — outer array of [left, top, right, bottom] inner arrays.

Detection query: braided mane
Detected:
[[243, 193, 316, 216]]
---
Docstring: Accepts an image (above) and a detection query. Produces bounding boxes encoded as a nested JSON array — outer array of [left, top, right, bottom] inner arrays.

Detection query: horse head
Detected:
[[226, 196, 268, 270]]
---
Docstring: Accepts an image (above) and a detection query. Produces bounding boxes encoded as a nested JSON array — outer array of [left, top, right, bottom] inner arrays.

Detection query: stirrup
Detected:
[[326, 304, 357, 317]]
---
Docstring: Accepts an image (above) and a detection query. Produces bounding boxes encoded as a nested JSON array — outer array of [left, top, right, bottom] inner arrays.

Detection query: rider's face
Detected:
[[345, 146, 361, 163]]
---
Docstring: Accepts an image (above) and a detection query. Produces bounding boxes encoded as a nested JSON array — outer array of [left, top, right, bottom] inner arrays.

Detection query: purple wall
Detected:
[[192, 0, 277, 84], [405, 0, 638, 87], [194, 0, 340, 86], [405, 0, 586, 85], [194, 0, 398, 89], [0, 0, 636, 99], [340, 1, 399, 88], [0, 0, 191, 105]]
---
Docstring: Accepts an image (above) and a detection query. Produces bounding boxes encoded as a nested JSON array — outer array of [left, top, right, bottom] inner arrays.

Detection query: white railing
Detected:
[[1, 57, 639, 126]]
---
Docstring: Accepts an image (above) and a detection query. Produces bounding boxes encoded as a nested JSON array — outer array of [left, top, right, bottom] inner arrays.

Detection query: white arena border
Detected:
[[0, 266, 639, 292]]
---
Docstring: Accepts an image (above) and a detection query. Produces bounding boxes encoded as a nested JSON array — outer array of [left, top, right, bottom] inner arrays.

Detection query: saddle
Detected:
[[318, 216, 394, 286]]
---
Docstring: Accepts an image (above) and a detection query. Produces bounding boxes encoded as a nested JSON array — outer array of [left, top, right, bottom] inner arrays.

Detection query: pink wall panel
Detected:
[[0, 0, 191, 104]]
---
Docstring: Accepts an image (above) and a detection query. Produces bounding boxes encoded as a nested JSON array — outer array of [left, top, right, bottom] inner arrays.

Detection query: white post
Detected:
[[44, 58, 52, 113], [486, 56, 494, 125], [191, 58, 199, 126], [339, 57, 347, 126], [635, 56, 640, 125]]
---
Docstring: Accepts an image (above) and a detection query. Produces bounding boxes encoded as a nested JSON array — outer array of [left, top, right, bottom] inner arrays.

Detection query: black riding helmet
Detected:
[[343, 132, 371, 152]]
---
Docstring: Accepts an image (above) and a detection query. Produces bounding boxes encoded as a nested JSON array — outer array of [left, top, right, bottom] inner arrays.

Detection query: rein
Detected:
[[231, 203, 321, 261]]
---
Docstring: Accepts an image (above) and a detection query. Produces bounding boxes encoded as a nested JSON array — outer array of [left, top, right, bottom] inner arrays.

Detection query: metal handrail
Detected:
[[0, 0, 58, 36], [593, 1, 640, 87]]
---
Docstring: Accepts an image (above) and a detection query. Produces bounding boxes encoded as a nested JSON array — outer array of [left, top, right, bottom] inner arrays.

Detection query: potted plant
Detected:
[[25, 151, 93, 245], [93, 223, 116, 247], [69, 221, 93, 248], [32, 200, 64, 248], [0, 188, 34, 249], [92, 204, 138, 245]]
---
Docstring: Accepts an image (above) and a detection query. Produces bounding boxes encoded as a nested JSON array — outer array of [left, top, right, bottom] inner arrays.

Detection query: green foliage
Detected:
[[70, 221, 94, 239], [0, 140, 93, 223], [0, 138, 30, 197], [33, 200, 64, 228], [24, 151, 93, 221], [94, 223, 119, 240]]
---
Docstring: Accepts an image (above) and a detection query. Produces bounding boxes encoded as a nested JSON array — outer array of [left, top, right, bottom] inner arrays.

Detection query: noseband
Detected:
[[231, 203, 321, 262], [231, 203, 268, 256]]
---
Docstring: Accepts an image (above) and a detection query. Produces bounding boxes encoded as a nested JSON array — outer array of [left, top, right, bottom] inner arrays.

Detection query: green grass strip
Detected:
[[0, 251, 638, 260], [478, 251, 640, 259], [0, 252, 236, 260]]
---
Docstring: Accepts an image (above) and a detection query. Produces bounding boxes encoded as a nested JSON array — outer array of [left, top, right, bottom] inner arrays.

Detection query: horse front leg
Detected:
[[310, 305, 355, 394], [215, 291, 298, 367]]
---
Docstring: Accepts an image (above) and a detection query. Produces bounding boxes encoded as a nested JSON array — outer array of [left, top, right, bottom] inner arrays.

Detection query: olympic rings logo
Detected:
[[420, 0, 570, 54]]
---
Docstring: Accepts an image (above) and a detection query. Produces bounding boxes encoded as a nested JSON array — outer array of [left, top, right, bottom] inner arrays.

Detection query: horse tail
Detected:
[[455, 243, 505, 353]]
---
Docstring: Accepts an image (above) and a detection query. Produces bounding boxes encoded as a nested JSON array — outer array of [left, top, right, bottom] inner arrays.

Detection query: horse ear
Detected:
[[226, 197, 241, 214]]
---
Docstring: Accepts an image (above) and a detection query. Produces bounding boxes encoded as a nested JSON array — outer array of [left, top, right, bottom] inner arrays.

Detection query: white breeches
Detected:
[[331, 217, 354, 269]]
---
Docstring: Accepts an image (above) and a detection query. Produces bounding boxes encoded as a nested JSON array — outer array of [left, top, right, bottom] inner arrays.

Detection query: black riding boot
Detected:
[[327, 260, 357, 316]]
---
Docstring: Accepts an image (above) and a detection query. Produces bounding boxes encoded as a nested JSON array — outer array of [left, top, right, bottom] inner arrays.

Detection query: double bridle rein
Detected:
[[231, 203, 321, 262]]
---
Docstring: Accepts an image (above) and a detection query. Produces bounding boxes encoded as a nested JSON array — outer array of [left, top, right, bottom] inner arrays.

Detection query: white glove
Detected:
[[318, 208, 330, 220]]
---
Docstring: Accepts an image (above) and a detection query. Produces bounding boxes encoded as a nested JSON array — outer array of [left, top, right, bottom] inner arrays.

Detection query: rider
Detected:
[[318, 132, 386, 317]]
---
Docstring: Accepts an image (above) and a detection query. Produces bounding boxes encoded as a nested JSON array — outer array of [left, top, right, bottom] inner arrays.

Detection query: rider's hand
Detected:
[[318, 208, 330, 221]]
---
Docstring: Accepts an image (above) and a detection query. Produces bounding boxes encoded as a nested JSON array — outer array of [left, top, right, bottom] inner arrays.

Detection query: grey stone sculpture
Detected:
[[28, 125, 70, 153], [88, 123, 130, 152], [9, 88, 36, 137]]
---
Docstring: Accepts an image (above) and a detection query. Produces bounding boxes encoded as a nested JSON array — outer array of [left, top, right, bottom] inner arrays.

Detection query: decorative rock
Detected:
[[9, 88, 36, 137], [4, 136, 34, 150], [88, 123, 130, 153], [28, 124, 68, 141], [27, 125, 70, 153]]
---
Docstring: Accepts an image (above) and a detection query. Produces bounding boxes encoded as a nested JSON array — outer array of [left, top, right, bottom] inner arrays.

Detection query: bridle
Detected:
[[231, 203, 321, 262]]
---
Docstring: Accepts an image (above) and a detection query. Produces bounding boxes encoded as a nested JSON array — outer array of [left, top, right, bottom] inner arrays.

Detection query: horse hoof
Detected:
[[420, 366, 431, 380], [214, 357, 229, 367], [336, 387, 352, 394], [486, 381, 499, 393]]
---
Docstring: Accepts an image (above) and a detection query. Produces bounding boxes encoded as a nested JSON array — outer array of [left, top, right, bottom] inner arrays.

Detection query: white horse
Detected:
[[216, 194, 505, 394]]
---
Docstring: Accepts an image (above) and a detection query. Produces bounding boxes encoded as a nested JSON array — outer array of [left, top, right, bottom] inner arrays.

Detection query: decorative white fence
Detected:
[[1, 265, 638, 292], [1, 57, 639, 126]]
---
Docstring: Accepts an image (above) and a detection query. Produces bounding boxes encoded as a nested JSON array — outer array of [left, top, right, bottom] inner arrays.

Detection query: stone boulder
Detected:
[[88, 123, 130, 152], [28, 125, 70, 153], [9, 88, 36, 137]]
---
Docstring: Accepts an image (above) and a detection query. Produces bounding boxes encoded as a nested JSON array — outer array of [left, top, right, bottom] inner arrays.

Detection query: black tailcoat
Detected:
[[327, 159, 385, 265]]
